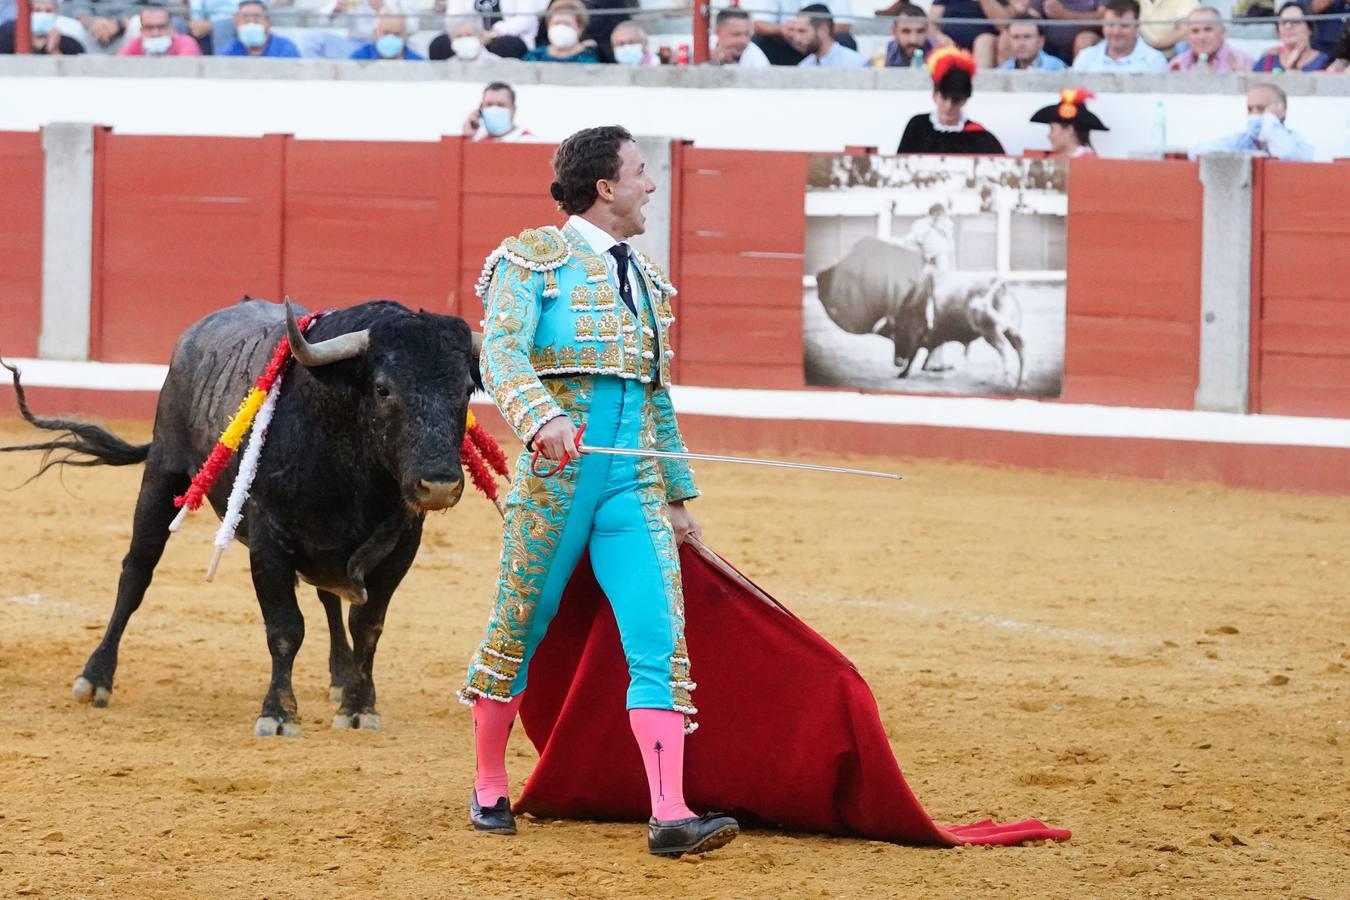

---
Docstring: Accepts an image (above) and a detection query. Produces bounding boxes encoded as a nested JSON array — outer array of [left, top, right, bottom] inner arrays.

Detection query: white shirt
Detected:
[[707, 35, 772, 67], [567, 215, 638, 301], [1071, 38, 1168, 72]]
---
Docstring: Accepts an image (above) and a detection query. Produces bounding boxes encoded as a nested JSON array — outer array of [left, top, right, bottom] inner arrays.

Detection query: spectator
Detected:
[[1072, 0, 1166, 69], [1309, 0, 1350, 54], [438, 0, 545, 53], [1189, 83, 1314, 161], [997, 21, 1069, 67], [524, 0, 600, 62], [1137, 0, 1197, 50], [188, 0, 241, 55], [462, 82, 535, 142], [706, 7, 772, 66], [579, 0, 637, 57], [428, 19, 521, 60], [1034, 0, 1104, 63], [898, 47, 1006, 154], [928, 0, 1003, 63], [118, 6, 203, 55], [75, 1, 129, 50], [609, 20, 656, 64], [1169, 7, 1254, 69], [885, 3, 941, 67], [740, 0, 855, 66], [787, 3, 868, 66], [1253, 0, 1330, 70], [0, 0, 85, 53], [1330, 20, 1349, 68], [349, 12, 425, 58], [1031, 88, 1109, 158], [217, 0, 300, 56]]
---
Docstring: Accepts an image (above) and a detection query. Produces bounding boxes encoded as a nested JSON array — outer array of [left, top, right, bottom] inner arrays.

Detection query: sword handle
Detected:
[[529, 423, 587, 478]]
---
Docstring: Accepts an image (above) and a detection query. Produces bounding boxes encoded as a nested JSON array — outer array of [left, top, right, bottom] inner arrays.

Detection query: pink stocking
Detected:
[[629, 708, 696, 822], [473, 693, 523, 807]]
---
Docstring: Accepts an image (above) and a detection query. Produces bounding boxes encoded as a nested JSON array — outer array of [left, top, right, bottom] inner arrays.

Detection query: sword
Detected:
[[530, 423, 902, 481], [579, 445, 903, 481]]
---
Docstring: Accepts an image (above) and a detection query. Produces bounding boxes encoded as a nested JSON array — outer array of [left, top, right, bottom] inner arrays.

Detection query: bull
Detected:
[[815, 237, 1025, 388], [1, 298, 480, 736]]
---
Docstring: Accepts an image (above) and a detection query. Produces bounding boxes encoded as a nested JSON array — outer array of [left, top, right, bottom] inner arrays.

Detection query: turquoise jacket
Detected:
[[475, 224, 697, 503]]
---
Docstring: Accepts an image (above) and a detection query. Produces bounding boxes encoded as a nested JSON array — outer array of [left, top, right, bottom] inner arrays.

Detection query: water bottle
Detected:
[[1197, 50, 1209, 68], [912, 48, 925, 70], [1153, 99, 1168, 156]]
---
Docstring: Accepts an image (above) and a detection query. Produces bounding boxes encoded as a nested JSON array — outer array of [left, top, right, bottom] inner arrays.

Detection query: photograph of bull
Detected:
[[803, 154, 1067, 398], [1, 298, 481, 737]]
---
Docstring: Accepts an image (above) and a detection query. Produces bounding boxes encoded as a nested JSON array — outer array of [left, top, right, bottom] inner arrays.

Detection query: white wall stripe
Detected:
[[5, 358, 1349, 451]]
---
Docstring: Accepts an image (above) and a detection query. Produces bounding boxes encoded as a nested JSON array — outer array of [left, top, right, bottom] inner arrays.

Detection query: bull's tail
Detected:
[[1, 358, 150, 479]]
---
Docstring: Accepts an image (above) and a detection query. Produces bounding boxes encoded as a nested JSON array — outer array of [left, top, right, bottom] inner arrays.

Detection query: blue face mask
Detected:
[[481, 105, 513, 136], [613, 43, 645, 65], [31, 11, 57, 36], [375, 33, 405, 58], [238, 22, 268, 48]]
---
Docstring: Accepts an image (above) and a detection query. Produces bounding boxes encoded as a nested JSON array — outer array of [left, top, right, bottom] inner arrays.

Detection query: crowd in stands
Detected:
[[2, 0, 1348, 71]]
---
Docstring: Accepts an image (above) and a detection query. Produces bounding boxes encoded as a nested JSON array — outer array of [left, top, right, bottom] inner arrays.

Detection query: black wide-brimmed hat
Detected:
[[1030, 89, 1110, 131]]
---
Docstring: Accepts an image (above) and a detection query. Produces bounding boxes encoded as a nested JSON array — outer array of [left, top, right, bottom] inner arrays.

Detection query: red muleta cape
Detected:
[[515, 540, 1071, 847]]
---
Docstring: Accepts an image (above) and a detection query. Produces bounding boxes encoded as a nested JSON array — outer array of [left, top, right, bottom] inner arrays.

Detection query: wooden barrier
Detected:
[[0, 131, 43, 359], [1250, 159, 1350, 418]]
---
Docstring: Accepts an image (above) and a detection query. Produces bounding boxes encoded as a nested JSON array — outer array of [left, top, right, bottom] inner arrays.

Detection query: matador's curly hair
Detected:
[[550, 125, 635, 216]]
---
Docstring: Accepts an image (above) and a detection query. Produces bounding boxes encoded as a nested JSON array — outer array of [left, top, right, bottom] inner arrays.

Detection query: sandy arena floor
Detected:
[[0, 417, 1346, 899]]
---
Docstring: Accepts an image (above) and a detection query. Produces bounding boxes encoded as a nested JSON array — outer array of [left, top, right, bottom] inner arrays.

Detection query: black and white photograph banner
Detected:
[[804, 154, 1068, 398]]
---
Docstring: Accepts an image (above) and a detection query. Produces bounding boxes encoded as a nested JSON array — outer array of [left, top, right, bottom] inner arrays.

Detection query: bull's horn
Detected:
[[471, 331, 483, 360], [285, 298, 369, 368]]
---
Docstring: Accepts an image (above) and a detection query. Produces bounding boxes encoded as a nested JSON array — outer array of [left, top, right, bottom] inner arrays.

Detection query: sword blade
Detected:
[[580, 446, 903, 480]]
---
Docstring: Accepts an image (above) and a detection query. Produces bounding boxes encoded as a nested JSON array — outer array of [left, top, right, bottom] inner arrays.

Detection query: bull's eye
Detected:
[[376, 385, 392, 399]]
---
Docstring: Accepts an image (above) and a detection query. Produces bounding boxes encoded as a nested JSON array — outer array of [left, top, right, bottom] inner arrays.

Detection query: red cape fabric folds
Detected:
[[515, 541, 1071, 847]]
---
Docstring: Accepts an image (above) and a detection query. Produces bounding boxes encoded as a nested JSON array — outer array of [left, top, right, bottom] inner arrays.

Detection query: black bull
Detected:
[[1, 299, 481, 736], [816, 237, 1025, 387]]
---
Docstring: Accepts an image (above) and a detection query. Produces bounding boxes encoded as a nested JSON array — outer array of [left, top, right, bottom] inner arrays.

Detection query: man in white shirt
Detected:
[[786, 3, 867, 67], [705, 7, 772, 66], [1071, 0, 1167, 71]]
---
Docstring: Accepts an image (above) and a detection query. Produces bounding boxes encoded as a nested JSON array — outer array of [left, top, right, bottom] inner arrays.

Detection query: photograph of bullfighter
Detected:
[[803, 154, 1067, 398]]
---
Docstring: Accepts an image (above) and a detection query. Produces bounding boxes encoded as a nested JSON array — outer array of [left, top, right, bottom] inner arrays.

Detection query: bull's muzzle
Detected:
[[414, 478, 464, 511]]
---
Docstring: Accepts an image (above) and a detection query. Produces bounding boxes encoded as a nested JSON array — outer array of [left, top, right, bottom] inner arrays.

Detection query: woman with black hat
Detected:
[[897, 47, 1006, 155], [1030, 89, 1109, 159]]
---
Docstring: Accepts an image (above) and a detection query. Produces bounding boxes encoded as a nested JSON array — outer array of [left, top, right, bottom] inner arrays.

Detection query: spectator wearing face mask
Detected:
[[433, 0, 546, 54], [430, 20, 505, 61], [350, 12, 425, 59], [217, 0, 300, 56], [1168, 6, 1253, 70], [609, 20, 656, 64], [1189, 83, 1314, 162], [0, 0, 86, 53], [706, 7, 772, 66], [524, 0, 600, 62], [462, 82, 536, 142], [118, 6, 203, 56]]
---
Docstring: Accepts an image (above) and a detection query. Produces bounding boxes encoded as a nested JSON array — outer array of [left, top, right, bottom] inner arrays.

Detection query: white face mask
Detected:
[[142, 34, 173, 55], [481, 105, 513, 136], [451, 35, 482, 59], [548, 23, 579, 50]]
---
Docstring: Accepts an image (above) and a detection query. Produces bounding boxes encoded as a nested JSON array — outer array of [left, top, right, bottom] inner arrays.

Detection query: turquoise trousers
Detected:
[[461, 375, 694, 715]]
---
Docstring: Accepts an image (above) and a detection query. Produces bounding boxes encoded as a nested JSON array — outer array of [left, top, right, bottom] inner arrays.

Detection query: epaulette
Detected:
[[634, 250, 677, 297], [474, 226, 571, 299]]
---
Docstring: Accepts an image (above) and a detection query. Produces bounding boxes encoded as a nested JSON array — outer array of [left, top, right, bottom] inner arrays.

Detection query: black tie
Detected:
[[609, 244, 638, 316]]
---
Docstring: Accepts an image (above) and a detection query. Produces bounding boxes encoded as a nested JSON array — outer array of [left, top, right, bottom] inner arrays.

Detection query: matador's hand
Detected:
[[532, 415, 580, 462], [668, 501, 701, 546]]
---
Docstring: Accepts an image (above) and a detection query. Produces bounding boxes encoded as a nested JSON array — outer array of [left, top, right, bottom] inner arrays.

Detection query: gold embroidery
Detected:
[[575, 314, 597, 341], [597, 313, 621, 342]]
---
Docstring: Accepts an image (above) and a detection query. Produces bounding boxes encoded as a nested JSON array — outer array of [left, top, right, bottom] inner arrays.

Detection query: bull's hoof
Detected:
[[72, 676, 113, 708], [332, 712, 381, 732], [254, 716, 301, 737]]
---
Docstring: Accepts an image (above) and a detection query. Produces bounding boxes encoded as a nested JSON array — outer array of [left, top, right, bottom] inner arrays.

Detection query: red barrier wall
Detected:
[[1061, 159, 1203, 410], [0, 131, 44, 358], [675, 147, 809, 389], [1251, 159, 1350, 418]]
